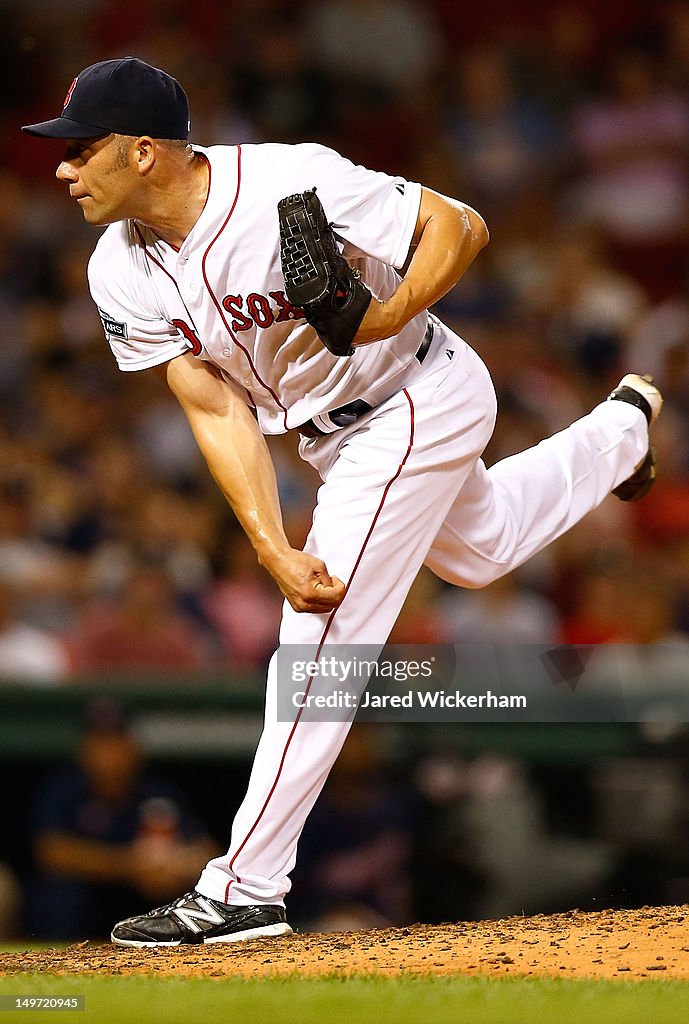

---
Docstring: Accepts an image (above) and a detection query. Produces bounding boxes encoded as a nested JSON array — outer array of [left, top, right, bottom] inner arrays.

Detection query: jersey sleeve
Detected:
[[87, 229, 190, 372], [290, 144, 422, 269]]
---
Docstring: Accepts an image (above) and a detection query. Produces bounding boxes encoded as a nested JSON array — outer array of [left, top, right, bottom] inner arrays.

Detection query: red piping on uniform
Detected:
[[157, 232, 180, 252], [223, 389, 416, 902], [134, 224, 180, 287], [200, 146, 291, 431]]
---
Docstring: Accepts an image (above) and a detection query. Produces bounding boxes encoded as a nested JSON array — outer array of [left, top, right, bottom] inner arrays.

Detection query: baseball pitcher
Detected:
[[24, 58, 661, 946]]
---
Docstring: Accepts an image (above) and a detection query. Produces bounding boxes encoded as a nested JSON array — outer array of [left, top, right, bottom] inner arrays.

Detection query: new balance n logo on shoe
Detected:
[[446, 349, 454, 360], [172, 896, 227, 934]]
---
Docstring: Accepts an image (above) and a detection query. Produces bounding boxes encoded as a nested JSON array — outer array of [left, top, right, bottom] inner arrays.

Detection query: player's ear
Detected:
[[134, 136, 157, 175]]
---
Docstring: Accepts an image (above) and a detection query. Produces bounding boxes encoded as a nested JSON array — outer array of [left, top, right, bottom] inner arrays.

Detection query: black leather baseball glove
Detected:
[[278, 187, 372, 357]]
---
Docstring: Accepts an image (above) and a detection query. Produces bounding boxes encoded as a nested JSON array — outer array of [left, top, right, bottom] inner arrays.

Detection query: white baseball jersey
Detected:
[[84, 139, 649, 912], [88, 142, 427, 433]]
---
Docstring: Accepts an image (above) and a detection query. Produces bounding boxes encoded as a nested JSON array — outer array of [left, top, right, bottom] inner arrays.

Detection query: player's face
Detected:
[[56, 134, 139, 225]]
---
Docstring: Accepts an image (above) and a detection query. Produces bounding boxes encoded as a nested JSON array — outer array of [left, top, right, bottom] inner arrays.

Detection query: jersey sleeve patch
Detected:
[[98, 308, 129, 341]]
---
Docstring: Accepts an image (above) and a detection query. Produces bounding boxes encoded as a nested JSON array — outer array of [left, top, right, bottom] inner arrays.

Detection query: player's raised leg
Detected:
[[425, 372, 662, 590]]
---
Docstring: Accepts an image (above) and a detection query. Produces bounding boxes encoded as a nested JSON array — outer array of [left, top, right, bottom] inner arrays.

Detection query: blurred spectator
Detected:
[[414, 749, 611, 919], [568, 47, 689, 298], [521, 227, 647, 381], [182, 62, 259, 147], [268, 433, 320, 547], [135, 389, 208, 486], [29, 700, 217, 940], [526, 6, 600, 116], [0, 581, 68, 684], [658, 1, 689, 93], [89, 0, 223, 62], [0, 864, 20, 940], [548, 499, 638, 606], [0, 480, 83, 630], [68, 562, 208, 675], [560, 557, 637, 644], [204, 537, 282, 671], [629, 407, 689, 547], [438, 571, 560, 707], [445, 47, 560, 212], [53, 242, 104, 350], [627, 294, 689, 397], [306, 0, 441, 97], [388, 569, 451, 644], [123, 488, 215, 598], [79, 433, 150, 532], [441, 571, 560, 645], [584, 560, 689, 708], [235, 21, 334, 142], [463, 753, 611, 917], [411, 749, 488, 922]]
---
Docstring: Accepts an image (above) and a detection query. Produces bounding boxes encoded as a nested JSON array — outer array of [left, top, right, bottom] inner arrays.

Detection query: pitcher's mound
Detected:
[[2, 906, 689, 980]]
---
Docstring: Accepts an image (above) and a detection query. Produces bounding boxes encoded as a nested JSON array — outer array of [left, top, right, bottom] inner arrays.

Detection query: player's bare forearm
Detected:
[[35, 833, 137, 884], [157, 355, 344, 612], [354, 187, 489, 344]]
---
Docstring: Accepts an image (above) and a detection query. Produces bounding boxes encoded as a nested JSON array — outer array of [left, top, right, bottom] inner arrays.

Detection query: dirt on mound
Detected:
[[2, 906, 689, 981]]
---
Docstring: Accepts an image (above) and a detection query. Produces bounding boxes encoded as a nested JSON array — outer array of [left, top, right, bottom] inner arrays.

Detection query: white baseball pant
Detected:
[[197, 321, 649, 905]]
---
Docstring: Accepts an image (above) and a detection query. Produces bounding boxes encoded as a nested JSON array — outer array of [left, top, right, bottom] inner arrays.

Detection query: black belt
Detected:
[[299, 320, 434, 439]]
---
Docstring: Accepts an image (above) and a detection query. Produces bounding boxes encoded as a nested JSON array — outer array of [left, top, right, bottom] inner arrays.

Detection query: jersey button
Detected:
[[222, 348, 231, 356]]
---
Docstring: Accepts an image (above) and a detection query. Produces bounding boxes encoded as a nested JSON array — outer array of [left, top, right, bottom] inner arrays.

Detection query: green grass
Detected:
[[0, 973, 688, 1024]]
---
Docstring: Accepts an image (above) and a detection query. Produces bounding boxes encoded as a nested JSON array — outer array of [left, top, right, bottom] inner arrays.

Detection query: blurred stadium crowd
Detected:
[[2, 0, 689, 938], [2, 0, 689, 675]]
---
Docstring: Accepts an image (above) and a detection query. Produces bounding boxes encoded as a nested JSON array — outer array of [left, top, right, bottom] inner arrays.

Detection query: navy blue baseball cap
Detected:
[[22, 57, 190, 140]]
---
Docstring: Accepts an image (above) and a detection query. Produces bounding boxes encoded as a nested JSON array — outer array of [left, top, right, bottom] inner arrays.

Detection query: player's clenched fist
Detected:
[[265, 548, 345, 613]]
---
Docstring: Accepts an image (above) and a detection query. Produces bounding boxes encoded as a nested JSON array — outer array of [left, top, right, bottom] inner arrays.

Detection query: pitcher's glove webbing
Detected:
[[278, 187, 372, 357]]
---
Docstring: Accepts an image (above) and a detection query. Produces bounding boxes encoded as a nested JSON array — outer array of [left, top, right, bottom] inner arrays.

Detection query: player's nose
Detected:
[[56, 161, 78, 183]]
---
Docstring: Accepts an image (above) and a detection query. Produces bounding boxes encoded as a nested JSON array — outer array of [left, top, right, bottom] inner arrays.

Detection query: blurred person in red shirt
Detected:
[[204, 537, 282, 672], [68, 561, 207, 675]]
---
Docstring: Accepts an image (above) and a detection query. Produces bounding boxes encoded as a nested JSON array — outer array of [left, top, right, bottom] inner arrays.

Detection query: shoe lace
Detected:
[[142, 891, 198, 918]]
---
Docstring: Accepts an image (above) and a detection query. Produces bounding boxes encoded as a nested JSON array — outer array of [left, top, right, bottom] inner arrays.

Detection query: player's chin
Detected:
[[76, 199, 113, 226]]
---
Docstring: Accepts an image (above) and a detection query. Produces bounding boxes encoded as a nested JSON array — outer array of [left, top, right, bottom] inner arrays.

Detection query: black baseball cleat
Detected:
[[607, 373, 663, 502], [111, 891, 293, 947]]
